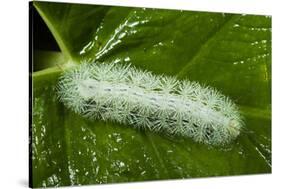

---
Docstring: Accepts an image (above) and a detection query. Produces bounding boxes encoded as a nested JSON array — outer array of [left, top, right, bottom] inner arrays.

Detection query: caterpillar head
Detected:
[[227, 119, 242, 139]]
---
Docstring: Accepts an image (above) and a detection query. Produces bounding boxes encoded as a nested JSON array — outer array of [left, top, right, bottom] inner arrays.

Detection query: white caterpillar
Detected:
[[57, 62, 243, 145]]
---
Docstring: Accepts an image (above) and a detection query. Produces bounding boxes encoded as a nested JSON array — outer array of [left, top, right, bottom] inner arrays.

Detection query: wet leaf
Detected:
[[31, 2, 271, 187]]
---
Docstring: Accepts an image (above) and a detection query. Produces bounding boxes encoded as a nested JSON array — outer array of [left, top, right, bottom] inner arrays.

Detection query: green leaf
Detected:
[[31, 1, 271, 187]]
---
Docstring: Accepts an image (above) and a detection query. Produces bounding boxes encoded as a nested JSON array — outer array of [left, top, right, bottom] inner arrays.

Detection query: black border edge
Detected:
[[29, 1, 33, 188]]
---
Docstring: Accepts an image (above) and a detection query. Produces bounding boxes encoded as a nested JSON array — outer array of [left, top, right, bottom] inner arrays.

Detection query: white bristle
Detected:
[[57, 62, 243, 145]]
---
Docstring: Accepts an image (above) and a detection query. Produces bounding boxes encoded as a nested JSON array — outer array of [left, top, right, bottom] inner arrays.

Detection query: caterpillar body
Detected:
[[57, 62, 243, 145]]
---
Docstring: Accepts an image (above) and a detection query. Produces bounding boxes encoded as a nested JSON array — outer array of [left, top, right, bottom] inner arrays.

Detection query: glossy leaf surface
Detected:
[[32, 2, 271, 187]]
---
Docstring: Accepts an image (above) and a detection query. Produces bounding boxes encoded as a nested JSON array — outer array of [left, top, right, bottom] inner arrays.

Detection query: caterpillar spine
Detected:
[[57, 62, 243, 145]]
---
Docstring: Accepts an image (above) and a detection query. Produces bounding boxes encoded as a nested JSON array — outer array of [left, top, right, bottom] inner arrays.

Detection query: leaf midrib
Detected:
[[34, 2, 73, 62], [176, 15, 241, 78]]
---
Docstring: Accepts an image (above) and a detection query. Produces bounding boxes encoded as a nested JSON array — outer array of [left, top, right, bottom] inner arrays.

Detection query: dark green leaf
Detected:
[[32, 2, 271, 187]]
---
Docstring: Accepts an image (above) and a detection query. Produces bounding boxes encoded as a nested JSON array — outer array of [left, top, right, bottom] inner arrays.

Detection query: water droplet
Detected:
[[124, 57, 131, 62], [119, 161, 125, 167]]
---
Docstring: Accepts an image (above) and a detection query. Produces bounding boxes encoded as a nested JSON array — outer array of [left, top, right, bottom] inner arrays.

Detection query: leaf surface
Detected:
[[32, 2, 271, 187]]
